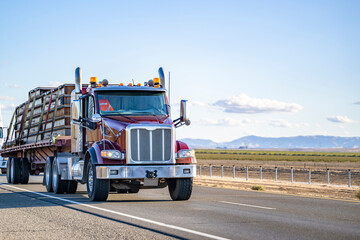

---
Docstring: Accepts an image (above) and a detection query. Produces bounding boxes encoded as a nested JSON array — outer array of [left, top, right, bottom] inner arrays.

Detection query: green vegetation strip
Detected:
[[195, 149, 360, 163]]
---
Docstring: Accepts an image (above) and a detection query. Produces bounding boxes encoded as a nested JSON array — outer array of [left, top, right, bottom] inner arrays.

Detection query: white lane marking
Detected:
[[219, 201, 276, 210], [0, 184, 229, 240]]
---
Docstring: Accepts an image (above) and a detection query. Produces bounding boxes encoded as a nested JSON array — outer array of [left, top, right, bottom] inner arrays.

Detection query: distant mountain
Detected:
[[179, 135, 360, 149]]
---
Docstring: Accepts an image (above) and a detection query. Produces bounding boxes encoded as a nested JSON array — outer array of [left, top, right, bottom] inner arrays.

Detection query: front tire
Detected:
[[86, 162, 109, 201], [168, 178, 193, 201], [6, 158, 12, 183], [52, 159, 67, 194]]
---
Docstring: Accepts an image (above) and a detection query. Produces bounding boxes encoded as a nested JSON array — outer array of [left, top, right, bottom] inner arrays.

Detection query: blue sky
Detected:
[[0, 0, 359, 142]]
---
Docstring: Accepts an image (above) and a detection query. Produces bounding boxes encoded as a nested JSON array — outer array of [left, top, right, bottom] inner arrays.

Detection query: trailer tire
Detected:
[[66, 181, 78, 194], [20, 158, 30, 184], [6, 158, 12, 183], [11, 158, 21, 184], [45, 157, 54, 192], [52, 159, 66, 194], [168, 178, 193, 201], [86, 162, 109, 201]]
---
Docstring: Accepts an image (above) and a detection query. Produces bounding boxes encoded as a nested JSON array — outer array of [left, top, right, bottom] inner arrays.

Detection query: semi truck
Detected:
[[1, 67, 196, 201]]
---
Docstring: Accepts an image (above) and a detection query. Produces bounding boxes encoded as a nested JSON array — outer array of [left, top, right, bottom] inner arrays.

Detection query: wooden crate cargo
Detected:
[[6, 84, 75, 147]]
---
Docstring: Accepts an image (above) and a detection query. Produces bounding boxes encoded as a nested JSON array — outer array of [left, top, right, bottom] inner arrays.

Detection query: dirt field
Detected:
[[194, 176, 360, 201], [196, 159, 360, 200]]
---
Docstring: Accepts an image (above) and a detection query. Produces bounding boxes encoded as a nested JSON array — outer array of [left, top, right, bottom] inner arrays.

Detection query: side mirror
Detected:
[[0, 127, 3, 139], [92, 113, 102, 123], [180, 100, 191, 126]]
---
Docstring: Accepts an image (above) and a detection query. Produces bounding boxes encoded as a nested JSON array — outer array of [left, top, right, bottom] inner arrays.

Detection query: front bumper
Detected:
[[96, 164, 196, 179]]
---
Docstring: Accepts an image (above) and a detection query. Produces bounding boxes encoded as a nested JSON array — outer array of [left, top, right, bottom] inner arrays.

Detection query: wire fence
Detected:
[[197, 165, 360, 187]]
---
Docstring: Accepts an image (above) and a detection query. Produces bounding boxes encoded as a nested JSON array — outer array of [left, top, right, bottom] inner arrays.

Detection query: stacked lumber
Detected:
[[6, 84, 74, 147]]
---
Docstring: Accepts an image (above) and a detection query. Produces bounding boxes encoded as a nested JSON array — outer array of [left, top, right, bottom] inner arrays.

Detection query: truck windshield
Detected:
[[97, 91, 168, 116]]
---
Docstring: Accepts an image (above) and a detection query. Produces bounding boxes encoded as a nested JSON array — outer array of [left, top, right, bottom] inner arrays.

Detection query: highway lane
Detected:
[[0, 174, 359, 240]]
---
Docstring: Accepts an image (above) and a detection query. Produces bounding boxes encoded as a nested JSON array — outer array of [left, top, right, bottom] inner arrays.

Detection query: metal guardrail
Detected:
[[197, 165, 359, 187]]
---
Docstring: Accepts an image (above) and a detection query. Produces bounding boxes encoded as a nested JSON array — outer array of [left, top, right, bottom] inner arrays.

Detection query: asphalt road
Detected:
[[0, 174, 359, 240]]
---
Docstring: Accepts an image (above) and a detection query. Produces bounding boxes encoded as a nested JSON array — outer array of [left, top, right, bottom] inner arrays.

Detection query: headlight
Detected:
[[101, 150, 125, 160], [176, 149, 195, 159]]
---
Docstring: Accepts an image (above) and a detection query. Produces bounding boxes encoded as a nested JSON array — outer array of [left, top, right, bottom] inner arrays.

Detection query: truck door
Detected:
[[85, 96, 100, 148]]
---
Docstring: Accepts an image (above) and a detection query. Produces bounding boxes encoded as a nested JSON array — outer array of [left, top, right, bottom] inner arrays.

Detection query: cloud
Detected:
[[269, 119, 308, 128], [0, 103, 17, 111], [214, 94, 303, 114], [0, 96, 16, 101], [354, 101, 360, 105], [199, 118, 262, 127], [327, 116, 357, 123], [198, 117, 307, 129], [4, 82, 22, 88]]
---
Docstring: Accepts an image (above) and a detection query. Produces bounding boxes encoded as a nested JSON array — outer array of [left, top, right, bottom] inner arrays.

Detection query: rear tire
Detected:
[[168, 178, 193, 201], [11, 158, 21, 184], [45, 157, 54, 192], [6, 158, 12, 183], [66, 181, 78, 194], [87, 162, 109, 201], [52, 159, 67, 194], [20, 158, 30, 184]]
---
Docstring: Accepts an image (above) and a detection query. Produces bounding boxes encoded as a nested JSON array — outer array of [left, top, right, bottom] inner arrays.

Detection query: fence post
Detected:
[[290, 167, 293, 183], [209, 164, 212, 177], [232, 165, 235, 179], [348, 169, 351, 187], [199, 165, 201, 177], [260, 166, 262, 180], [308, 168, 311, 184], [246, 166, 248, 180], [275, 167, 278, 181], [221, 165, 223, 178], [327, 169, 330, 184]]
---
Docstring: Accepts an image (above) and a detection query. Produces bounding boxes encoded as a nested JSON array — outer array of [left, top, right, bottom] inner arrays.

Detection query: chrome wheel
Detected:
[[52, 160, 58, 191]]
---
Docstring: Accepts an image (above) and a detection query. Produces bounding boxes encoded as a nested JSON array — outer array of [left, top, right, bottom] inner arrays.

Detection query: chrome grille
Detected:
[[127, 125, 174, 164]]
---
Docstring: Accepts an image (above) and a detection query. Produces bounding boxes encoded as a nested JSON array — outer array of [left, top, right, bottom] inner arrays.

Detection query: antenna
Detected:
[[168, 72, 171, 105], [132, 79, 135, 85]]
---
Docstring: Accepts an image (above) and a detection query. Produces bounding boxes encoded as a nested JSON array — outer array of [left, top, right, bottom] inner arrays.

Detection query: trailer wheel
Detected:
[[11, 158, 21, 184], [168, 178, 193, 201], [66, 181, 78, 194], [20, 158, 30, 184], [6, 158, 12, 183], [45, 157, 54, 192], [52, 159, 66, 194], [86, 162, 109, 201]]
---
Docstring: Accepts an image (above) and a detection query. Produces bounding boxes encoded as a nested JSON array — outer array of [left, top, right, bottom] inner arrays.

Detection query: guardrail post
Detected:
[[246, 166, 248, 180], [290, 167, 293, 183], [275, 167, 278, 181], [232, 165, 235, 179], [308, 168, 311, 184], [221, 165, 223, 178], [209, 164, 212, 177], [260, 166, 262, 180], [327, 168, 330, 184], [199, 165, 201, 177], [348, 169, 351, 187]]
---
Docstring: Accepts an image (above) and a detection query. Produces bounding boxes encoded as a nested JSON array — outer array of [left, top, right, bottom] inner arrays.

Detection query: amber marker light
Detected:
[[137, 83, 141, 86], [90, 77, 97, 83], [120, 83, 124, 86], [129, 83, 133, 86]]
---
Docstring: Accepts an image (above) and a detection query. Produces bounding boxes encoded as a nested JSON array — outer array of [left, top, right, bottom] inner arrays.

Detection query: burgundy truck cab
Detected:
[[56, 67, 196, 201]]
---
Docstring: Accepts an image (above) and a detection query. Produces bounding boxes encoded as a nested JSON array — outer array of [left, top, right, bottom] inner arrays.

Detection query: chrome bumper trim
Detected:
[[96, 164, 196, 179]]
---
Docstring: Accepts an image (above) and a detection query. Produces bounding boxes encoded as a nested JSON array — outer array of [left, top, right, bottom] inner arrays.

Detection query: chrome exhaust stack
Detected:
[[75, 67, 82, 94]]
